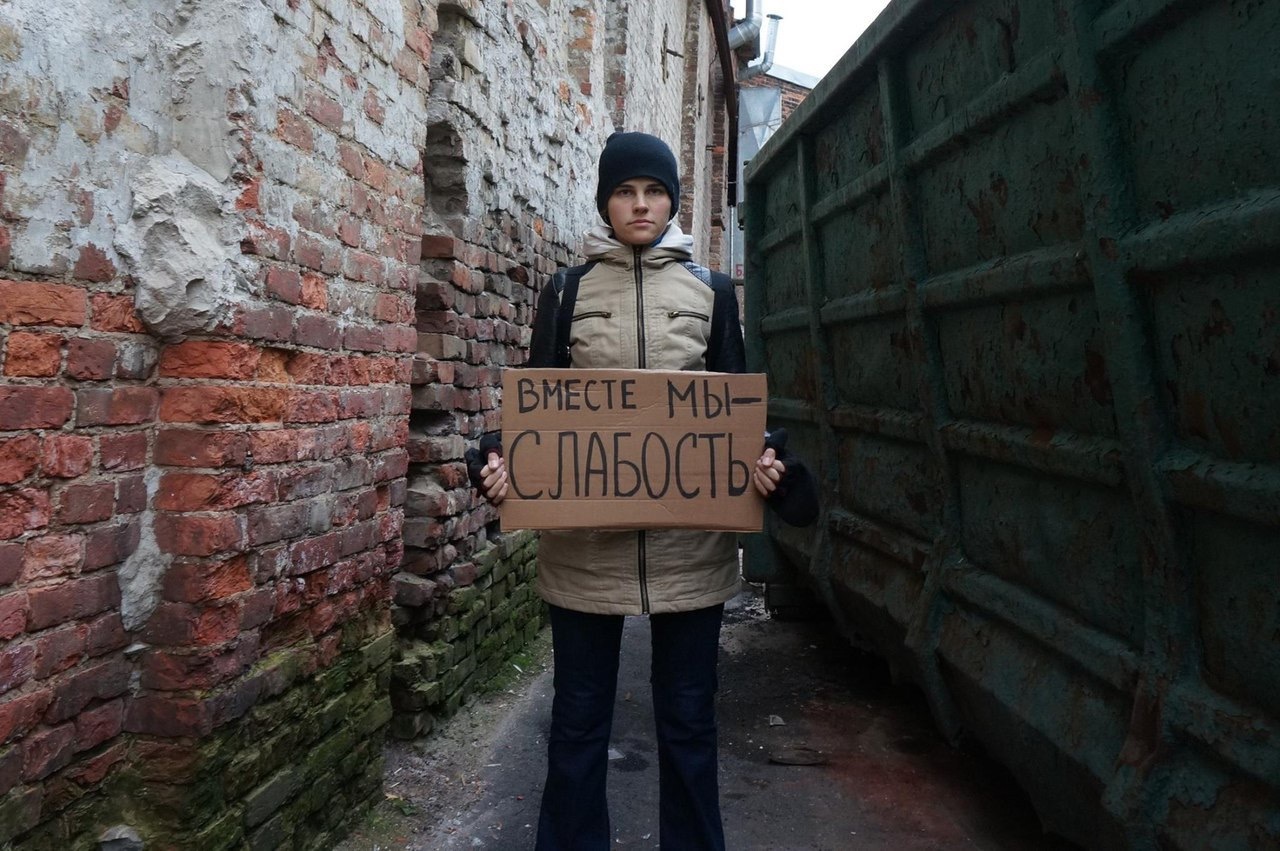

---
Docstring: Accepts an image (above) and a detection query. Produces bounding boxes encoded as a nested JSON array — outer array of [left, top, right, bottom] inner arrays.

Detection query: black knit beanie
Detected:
[[595, 132, 681, 223]]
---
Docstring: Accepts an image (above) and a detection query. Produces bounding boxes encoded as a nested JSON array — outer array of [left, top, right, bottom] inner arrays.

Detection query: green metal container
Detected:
[[742, 1, 1279, 847]]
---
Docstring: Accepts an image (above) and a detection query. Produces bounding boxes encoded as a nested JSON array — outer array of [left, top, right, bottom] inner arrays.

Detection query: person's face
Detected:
[[606, 178, 672, 246]]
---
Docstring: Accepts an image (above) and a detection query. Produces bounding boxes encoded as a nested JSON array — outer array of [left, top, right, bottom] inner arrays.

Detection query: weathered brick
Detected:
[[21, 723, 75, 781], [27, 572, 119, 631], [162, 555, 252, 604], [288, 531, 342, 575], [155, 471, 276, 512], [247, 503, 309, 547], [265, 267, 302, 304], [283, 390, 338, 424], [236, 177, 261, 212], [238, 304, 294, 341], [90, 294, 146, 333], [57, 481, 115, 524], [0, 436, 40, 485], [64, 739, 127, 788], [0, 387, 74, 429], [0, 543, 20, 586], [0, 280, 87, 326], [282, 352, 330, 384], [0, 744, 20, 797], [84, 612, 128, 657], [0, 689, 52, 743], [0, 642, 34, 695], [83, 521, 139, 571], [46, 658, 129, 723], [124, 694, 214, 738], [143, 601, 240, 646], [155, 428, 248, 468], [116, 474, 147, 514], [66, 337, 117, 379], [73, 698, 123, 752], [0, 591, 26, 641], [20, 534, 83, 581], [159, 387, 286, 424], [115, 339, 159, 380], [99, 432, 147, 471], [277, 107, 313, 151], [72, 244, 116, 283], [338, 215, 362, 248], [3, 332, 62, 377], [32, 624, 86, 679], [40, 434, 94, 479], [300, 273, 329, 310], [0, 489, 51, 540], [361, 89, 386, 125], [276, 464, 333, 500], [304, 89, 344, 132], [422, 234, 458, 257], [154, 512, 244, 557], [294, 314, 342, 349], [160, 341, 263, 380], [76, 387, 159, 426]]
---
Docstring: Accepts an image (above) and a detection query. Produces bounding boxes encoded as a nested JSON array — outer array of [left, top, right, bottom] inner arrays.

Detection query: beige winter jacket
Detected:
[[529, 223, 744, 615]]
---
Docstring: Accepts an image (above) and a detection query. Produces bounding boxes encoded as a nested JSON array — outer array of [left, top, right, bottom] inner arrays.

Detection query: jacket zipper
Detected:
[[634, 246, 650, 613], [633, 248, 647, 369], [573, 310, 612, 320], [668, 309, 710, 321]]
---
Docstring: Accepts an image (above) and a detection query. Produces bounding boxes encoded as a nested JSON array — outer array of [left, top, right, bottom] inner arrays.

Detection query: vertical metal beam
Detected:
[[791, 137, 843, 615], [1058, 2, 1197, 845], [877, 51, 963, 740]]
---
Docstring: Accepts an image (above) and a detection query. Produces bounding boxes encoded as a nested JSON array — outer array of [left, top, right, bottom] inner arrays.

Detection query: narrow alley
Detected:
[[339, 585, 1079, 850]]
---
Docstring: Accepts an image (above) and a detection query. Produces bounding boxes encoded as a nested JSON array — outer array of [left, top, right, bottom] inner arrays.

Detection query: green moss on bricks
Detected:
[[188, 807, 244, 851], [388, 710, 435, 740], [244, 766, 304, 829], [363, 629, 396, 668], [393, 680, 443, 711], [447, 585, 480, 614], [0, 787, 44, 845], [248, 811, 292, 851], [303, 728, 356, 784]]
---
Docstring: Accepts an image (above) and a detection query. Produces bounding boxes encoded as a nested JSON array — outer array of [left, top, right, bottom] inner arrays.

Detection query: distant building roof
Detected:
[[765, 64, 820, 90]]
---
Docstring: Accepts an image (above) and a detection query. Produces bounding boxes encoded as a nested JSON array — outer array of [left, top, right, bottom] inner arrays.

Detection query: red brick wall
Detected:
[[0, 0, 427, 843], [739, 73, 812, 123]]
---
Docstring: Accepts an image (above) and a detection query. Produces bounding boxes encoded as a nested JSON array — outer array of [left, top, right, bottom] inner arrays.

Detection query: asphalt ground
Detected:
[[338, 584, 1079, 850]]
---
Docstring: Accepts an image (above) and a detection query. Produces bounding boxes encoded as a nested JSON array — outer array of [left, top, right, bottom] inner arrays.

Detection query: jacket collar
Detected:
[[582, 221, 695, 264]]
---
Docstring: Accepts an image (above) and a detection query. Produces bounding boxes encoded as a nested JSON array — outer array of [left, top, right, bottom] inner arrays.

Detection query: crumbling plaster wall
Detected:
[[1, 0, 427, 845]]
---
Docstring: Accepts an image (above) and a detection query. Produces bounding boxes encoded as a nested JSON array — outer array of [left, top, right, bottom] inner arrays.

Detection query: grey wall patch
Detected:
[[115, 154, 250, 337], [117, 468, 174, 632]]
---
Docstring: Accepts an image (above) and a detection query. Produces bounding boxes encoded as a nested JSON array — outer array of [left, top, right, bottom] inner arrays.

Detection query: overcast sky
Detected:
[[757, 0, 892, 80]]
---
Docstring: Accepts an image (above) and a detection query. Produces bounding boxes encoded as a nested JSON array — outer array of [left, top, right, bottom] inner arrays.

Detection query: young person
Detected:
[[468, 132, 817, 850]]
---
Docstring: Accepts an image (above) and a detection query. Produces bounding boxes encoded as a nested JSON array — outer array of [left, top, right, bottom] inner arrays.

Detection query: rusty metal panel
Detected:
[[742, 0, 1280, 847]]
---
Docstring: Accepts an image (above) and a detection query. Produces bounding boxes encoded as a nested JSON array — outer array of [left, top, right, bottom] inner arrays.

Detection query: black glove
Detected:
[[762, 428, 819, 527], [464, 434, 503, 490]]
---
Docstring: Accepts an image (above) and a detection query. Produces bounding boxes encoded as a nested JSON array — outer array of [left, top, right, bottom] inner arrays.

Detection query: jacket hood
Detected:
[[583, 221, 695, 263]]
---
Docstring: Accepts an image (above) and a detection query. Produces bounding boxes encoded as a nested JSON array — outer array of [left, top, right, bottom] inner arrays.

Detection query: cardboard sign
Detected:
[[499, 368, 768, 531]]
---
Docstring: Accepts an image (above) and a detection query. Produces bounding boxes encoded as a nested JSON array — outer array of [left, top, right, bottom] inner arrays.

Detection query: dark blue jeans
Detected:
[[536, 603, 726, 851]]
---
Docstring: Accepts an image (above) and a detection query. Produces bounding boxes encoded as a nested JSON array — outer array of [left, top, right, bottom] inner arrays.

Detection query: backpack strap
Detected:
[[552, 261, 598, 368], [680, 260, 715, 287]]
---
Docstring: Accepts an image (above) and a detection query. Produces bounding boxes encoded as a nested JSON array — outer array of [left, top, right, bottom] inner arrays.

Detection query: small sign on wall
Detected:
[[499, 368, 768, 531]]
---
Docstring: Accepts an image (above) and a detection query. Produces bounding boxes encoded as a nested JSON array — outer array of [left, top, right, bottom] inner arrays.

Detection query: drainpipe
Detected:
[[739, 14, 780, 81], [727, 0, 763, 56], [704, 0, 740, 207]]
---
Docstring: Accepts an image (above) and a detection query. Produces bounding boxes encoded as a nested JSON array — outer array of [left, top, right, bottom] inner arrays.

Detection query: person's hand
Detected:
[[481, 451, 508, 505], [752, 447, 786, 498]]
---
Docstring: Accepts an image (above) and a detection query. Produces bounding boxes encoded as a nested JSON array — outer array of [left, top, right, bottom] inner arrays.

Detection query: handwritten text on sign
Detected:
[[499, 369, 768, 531]]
